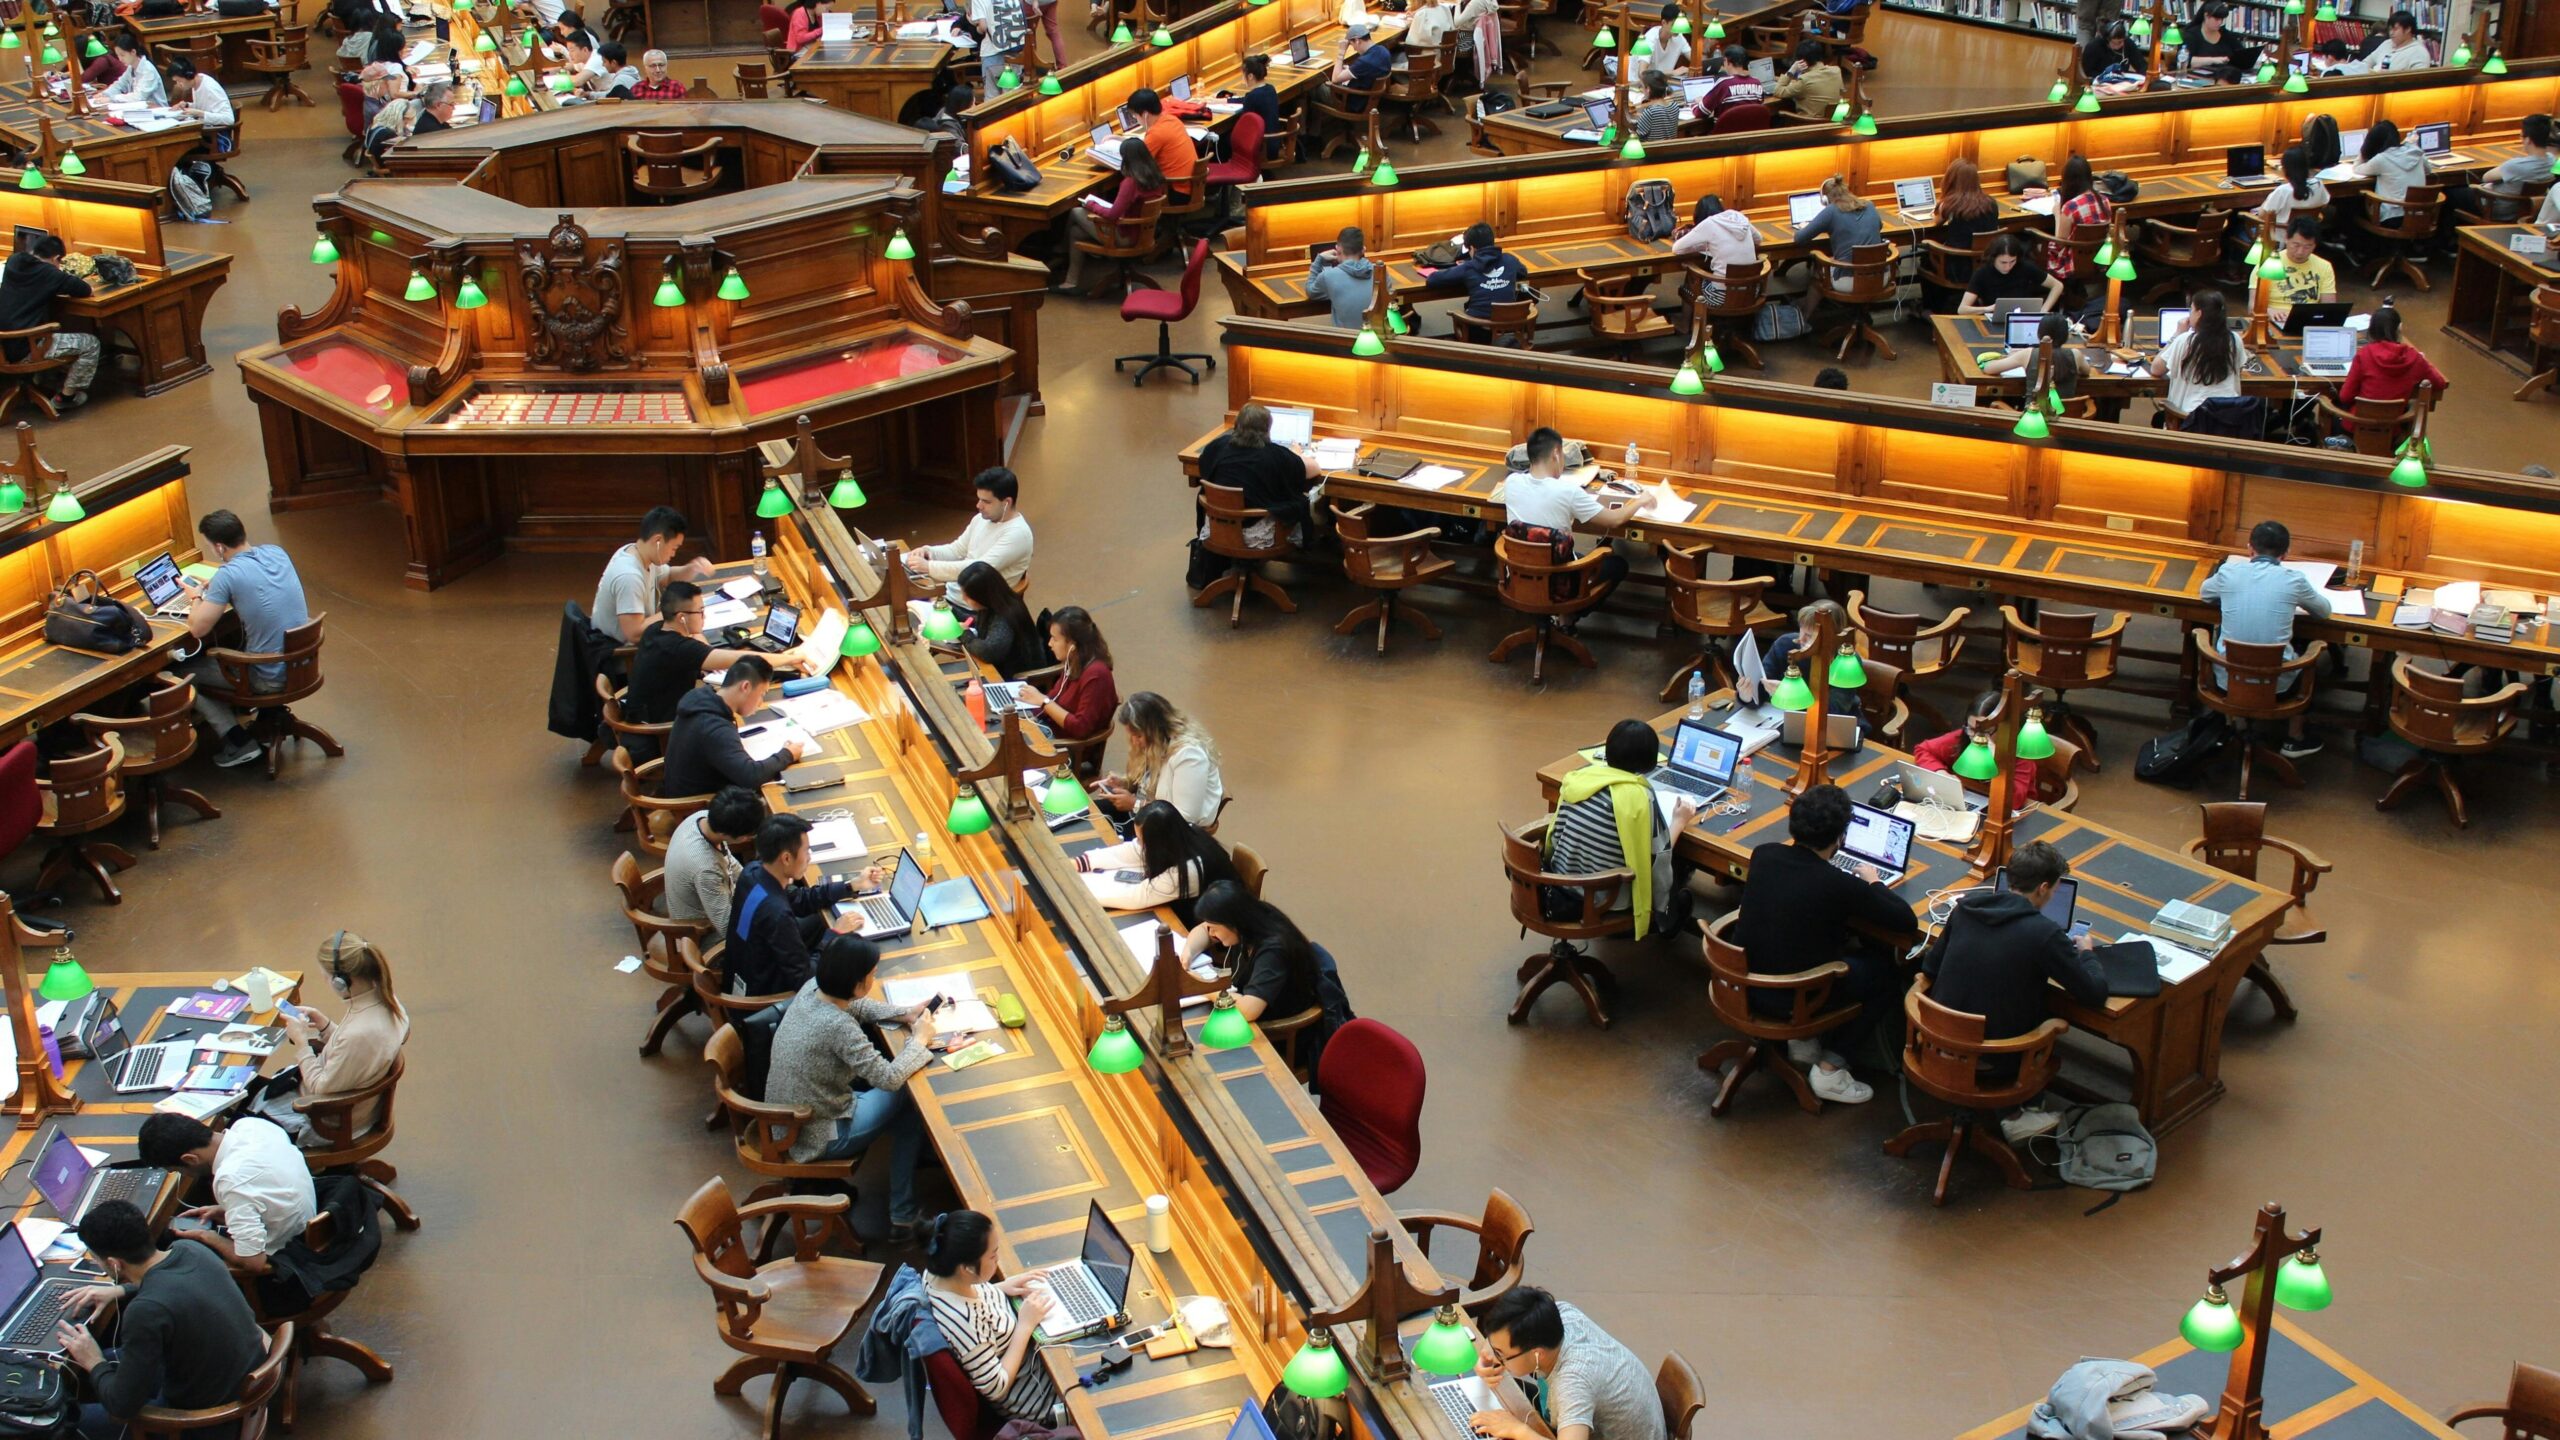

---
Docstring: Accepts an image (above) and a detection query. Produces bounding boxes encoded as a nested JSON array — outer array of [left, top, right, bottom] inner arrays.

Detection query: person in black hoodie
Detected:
[[1730, 783, 1917, 1105], [0, 237, 99, 409], [1922, 839, 2105, 1138], [55, 1199, 264, 1435], [661, 655, 807, 797], [725, 814, 883, 997]]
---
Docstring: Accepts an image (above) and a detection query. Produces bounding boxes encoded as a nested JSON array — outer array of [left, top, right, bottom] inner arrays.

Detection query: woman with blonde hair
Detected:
[[265, 930, 412, 1146], [1791, 173, 1882, 284], [1096, 692, 1225, 828]]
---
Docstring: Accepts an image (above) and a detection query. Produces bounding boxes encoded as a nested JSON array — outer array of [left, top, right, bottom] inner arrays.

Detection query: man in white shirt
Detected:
[[1403, 0, 1456, 50], [2367, 10, 2433, 69], [903, 467, 1034, 609], [1604, 2, 1691, 80], [138, 1113, 318, 1272], [1502, 426, 1638, 614], [168, 58, 233, 125]]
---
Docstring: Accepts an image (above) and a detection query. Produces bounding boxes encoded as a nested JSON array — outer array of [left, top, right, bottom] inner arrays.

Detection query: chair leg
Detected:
[[1509, 940, 1615, 1027], [2513, 363, 2558, 401], [761, 1362, 801, 1440], [800, 1359, 877, 1416], [714, 1355, 781, 1398], [304, 1322, 395, 1383], [640, 985, 702, 1057], [38, 840, 130, 905], [1658, 653, 1706, 704], [1696, 1038, 1758, 1117], [1191, 571, 1245, 611], [2057, 709, 2101, 771], [2244, 956, 2300, 1024], [1962, 1114, 2037, 1191], [360, 1172, 424, 1231], [2375, 753, 2433, 815], [2245, 738, 2302, 795], [1881, 1116, 1957, 1204]]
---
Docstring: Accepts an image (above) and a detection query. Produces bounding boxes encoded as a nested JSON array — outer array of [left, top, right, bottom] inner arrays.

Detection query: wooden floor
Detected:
[[22, 13, 2557, 1438]]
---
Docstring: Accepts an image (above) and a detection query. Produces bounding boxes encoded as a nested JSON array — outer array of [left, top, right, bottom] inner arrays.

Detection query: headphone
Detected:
[[328, 929, 352, 994]]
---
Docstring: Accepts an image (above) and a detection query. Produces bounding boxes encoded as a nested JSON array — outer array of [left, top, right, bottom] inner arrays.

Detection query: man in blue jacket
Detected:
[[1424, 223, 1529, 323]]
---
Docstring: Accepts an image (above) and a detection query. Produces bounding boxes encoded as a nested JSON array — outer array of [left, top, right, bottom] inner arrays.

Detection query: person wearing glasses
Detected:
[[620, 580, 796, 755], [1466, 1286, 1666, 1440]]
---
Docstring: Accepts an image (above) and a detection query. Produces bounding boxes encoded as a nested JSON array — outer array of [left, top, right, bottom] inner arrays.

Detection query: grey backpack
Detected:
[[1624, 180, 1679, 243], [2045, 1103, 2155, 1192]]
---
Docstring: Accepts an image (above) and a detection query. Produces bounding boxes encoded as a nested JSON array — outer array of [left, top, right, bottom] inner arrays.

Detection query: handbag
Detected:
[[2003, 156, 2047, 193], [987, 138, 1041, 192], [42, 571, 149, 655]]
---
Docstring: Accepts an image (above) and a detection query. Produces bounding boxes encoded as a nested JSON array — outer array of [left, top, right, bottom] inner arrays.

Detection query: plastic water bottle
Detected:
[[1687, 670, 1707, 720], [913, 829, 932, 881], [750, 530, 768, 577], [1624, 439, 1642, 481]]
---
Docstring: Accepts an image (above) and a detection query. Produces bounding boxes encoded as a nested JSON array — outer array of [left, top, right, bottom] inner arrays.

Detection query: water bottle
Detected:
[[750, 530, 768, 577], [1623, 439, 1642, 481], [1687, 670, 1707, 720], [913, 829, 932, 882]]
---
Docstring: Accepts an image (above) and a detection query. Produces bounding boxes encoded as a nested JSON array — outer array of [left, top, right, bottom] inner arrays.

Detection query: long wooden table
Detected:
[[787, 37, 957, 123], [0, 97, 201, 200], [1932, 313, 2317, 410], [0, 175, 230, 396], [1531, 700, 2287, 1133], [0, 440, 197, 741], [123, 6, 280, 84], [2446, 221, 2560, 374]]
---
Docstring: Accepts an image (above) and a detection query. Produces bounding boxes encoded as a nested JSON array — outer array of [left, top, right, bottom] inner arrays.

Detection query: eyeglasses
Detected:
[[680, 607, 706, 620], [1486, 1343, 1532, 1366]]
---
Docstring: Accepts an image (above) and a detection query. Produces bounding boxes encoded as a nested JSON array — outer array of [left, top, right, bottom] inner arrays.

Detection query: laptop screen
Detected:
[[2157, 307, 2192, 347], [1079, 1201, 1138, 1306], [135, 552, 183, 609], [1665, 720, 1738, 785], [1786, 192, 1825, 229], [1996, 870, 2077, 928], [2337, 127, 2366, 158], [0, 1226, 35, 1308], [1680, 76, 1711, 106], [2005, 311, 2048, 348], [2301, 326, 2355, 367], [1584, 100, 1613, 131], [1746, 57, 1775, 82], [2413, 122, 2451, 156], [2226, 143, 2265, 177], [1289, 34, 1310, 63], [1266, 406, 1314, 449], [1116, 105, 1138, 132], [760, 603, 800, 644], [1840, 802, 1914, 872], [1893, 177, 1935, 212], [1090, 122, 1114, 148], [1169, 76, 1191, 102], [30, 1131, 89, 1219]]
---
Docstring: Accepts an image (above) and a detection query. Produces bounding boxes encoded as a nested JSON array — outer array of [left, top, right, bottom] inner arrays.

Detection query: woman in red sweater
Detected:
[[2336, 305, 2450, 409], [1018, 606, 1118, 746], [1059, 141, 1167, 294], [1910, 692, 2036, 811]]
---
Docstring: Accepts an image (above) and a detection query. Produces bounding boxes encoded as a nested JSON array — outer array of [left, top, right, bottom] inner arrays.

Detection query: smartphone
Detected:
[[926, 994, 950, 1012], [272, 1000, 304, 1021]]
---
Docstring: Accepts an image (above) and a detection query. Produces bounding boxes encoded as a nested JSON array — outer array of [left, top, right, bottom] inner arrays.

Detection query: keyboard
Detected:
[[1429, 1381, 1490, 1435], [856, 893, 901, 931], [118, 1044, 186, 1091], [1048, 1263, 1110, 1326], [1832, 853, 1902, 883], [3, 1283, 74, 1348], [1651, 770, 1723, 801], [91, 1169, 153, 1209]]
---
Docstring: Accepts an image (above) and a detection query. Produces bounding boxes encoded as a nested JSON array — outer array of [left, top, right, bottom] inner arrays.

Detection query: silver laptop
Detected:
[[840, 848, 927, 939], [1584, 99, 1614, 131], [2157, 306, 2192, 347], [2004, 309, 2049, 347], [1679, 75, 1711, 108], [0, 1224, 84, 1356], [1169, 75, 1191, 102], [1786, 191, 1826, 229], [1089, 125, 1123, 167], [1267, 405, 1315, 449], [2413, 121, 2467, 164], [1830, 801, 1916, 884], [2336, 126, 2366, 158], [1746, 56, 1776, 83], [1648, 718, 1740, 805], [30, 1127, 166, 1226], [90, 1017, 191, 1095], [1893, 176, 1936, 218], [1894, 759, 1988, 812], [1427, 1376, 1500, 1436], [1032, 1200, 1137, 1342], [1780, 707, 1860, 751], [2299, 324, 2356, 377], [134, 552, 191, 618]]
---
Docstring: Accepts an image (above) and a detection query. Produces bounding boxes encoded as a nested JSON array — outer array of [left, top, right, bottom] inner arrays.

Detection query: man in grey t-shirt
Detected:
[[1469, 1286, 1666, 1440], [593, 504, 713, 644], [2199, 518, 2331, 759], [172, 508, 313, 769]]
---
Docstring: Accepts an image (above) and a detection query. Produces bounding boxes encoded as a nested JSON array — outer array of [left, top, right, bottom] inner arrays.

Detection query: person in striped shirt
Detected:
[[1545, 719, 1697, 940], [924, 1211, 1066, 1423]]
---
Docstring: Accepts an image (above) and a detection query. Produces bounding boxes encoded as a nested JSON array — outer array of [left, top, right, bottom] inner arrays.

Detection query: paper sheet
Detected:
[[1309, 439, 1361, 473], [774, 687, 869, 737], [2146, 936, 2211, 984], [2320, 587, 2369, 617], [2281, 559, 2338, 589], [807, 817, 870, 863], [740, 718, 814, 762], [1640, 487, 1695, 524], [15, 1218, 66, 1262], [720, 576, 764, 600], [702, 598, 756, 629], [1400, 464, 1466, 491], [2017, 194, 2060, 216], [879, 978, 1002, 1035], [2433, 580, 2483, 614]]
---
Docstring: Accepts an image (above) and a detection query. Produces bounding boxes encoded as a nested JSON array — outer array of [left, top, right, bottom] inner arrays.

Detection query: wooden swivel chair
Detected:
[[735, 60, 775, 96], [1070, 194, 1165, 301], [1695, 911, 1861, 1118], [2449, 1361, 2560, 1438], [2377, 656, 2525, 828], [1229, 841, 1267, 899], [1489, 531, 1608, 683], [1382, 45, 1453, 141], [72, 676, 218, 849], [675, 1177, 890, 1440], [629, 131, 725, 200], [297, 1051, 424, 1232], [2310, 392, 2418, 455], [679, 937, 796, 1052], [2032, 735, 2083, 812], [1395, 1188, 1532, 1317], [597, 672, 673, 760], [1578, 268, 1676, 359], [2185, 800, 2330, 1024], [211, 613, 343, 780], [245, 21, 314, 109], [1916, 233, 1988, 307], [33, 735, 130, 905], [2515, 285, 2560, 401], [1999, 604, 2123, 771], [127, 1322, 292, 1440], [2191, 632, 2325, 799], [1846, 590, 1967, 734], [1810, 242, 1899, 362], [2131, 208, 2230, 305], [614, 851, 711, 1056], [2354, 183, 2444, 291], [1883, 978, 2065, 1206], [1193, 479, 1297, 627], [706, 1023, 867, 1242], [1843, 656, 1911, 747], [1306, 79, 1385, 160], [1499, 816, 1632, 1027], [1451, 297, 1539, 349], [1315, 1018, 1425, 1194], [615, 753, 713, 856], [0, 324, 77, 421], [1658, 1352, 1706, 1440], [230, 1210, 393, 1430], [1680, 258, 1768, 369], [1331, 501, 1452, 654], [1656, 542, 1778, 701]]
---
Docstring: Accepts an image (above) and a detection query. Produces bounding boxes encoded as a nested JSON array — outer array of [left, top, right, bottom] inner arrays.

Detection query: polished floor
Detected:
[[20, 13, 2557, 1438]]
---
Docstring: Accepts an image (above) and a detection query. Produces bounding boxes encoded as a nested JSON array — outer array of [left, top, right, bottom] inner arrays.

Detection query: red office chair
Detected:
[[335, 80, 366, 166], [1203, 109, 1266, 189], [1710, 102, 1773, 133], [923, 1350, 1004, 1440], [0, 742, 69, 936], [1316, 1019, 1425, 1194], [1116, 239, 1217, 388]]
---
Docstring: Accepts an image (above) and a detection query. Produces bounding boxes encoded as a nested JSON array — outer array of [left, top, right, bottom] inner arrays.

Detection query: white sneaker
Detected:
[[2000, 1108, 2061, 1144], [1808, 1065, 1873, 1104]]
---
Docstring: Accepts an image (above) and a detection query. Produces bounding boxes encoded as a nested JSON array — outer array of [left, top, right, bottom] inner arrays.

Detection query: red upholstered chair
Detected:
[[1202, 109, 1264, 191], [1116, 239, 1217, 387], [0, 742, 64, 935], [335, 80, 367, 166], [1316, 1018, 1425, 1194], [924, 1350, 1004, 1440], [1709, 101, 1772, 133]]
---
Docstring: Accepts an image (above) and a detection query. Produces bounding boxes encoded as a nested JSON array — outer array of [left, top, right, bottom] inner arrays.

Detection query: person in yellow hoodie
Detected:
[[1544, 720, 1698, 939]]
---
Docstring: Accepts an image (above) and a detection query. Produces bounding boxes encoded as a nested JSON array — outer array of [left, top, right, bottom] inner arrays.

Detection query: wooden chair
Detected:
[[0, 324, 76, 420], [34, 735, 129, 905], [297, 1050, 423, 1231], [2032, 734, 2082, 812], [226, 1211, 391, 1430], [2131, 207, 2229, 304], [1382, 45, 1453, 141], [2353, 183, 2444, 291], [244, 21, 314, 109], [1229, 841, 1267, 899], [614, 851, 711, 1055], [2448, 1361, 2560, 1438], [1395, 1187, 1532, 1316], [1069, 194, 1165, 301], [685, 77, 721, 99], [735, 60, 774, 96], [1258, 111, 1300, 176], [1656, 542, 1778, 701], [602, 0, 650, 44], [210, 613, 343, 781], [1999, 605, 2123, 771], [2514, 285, 2560, 401], [2377, 656, 2525, 828], [72, 676, 218, 850], [152, 35, 223, 77], [1499, 816, 1632, 1027], [1846, 591, 1967, 734], [198, 119, 249, 202], [1306, 78, 1385, 160], [1331, 501, 1452, 654], [1883, 977, 2065, 1206], [2185, 800, 2330, 1024], [1844, 655, 1911, 748], [1916, 234, 1988, 305], [1578, 267, 1676, 358], [707, 1023, 865, 1239], [1497, 1, 1537, 68], [1451, 297, 1539, 349], [1809, 241, 1899, 362], [1489, 531, 1608, 683], [1152, 179, 1213, 260], [597, 671, 673, 759], [616, 752, 712, 856], [2192, 632, 2326, 799], [127, 1321, 292, 1440], [2312, 392, 2418, 455], [1657, 1351, 1706, 1440], [675, 1177, 890, 1440], [679, 936, 796, 1036], [1193, 479, 1297, 627], [1257, 1002, 1324, 1081], [1680, 258, 1768, 370], [1695, 911, 1861, 1118], [629, 130, 724, 200]]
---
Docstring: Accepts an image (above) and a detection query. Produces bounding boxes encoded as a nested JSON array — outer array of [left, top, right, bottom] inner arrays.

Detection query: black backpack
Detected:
[[2134, 713, 2230, 787], [1479, 87, 1518, 116], [1625, 179, 1679, 243], [0, 1352, 74, 1438]]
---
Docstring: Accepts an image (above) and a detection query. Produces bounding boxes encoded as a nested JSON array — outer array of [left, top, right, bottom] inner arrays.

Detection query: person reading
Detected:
[[767, 933, 934, 1238], [661, 656, 809, 797], [1465, 1286, 1667, 1440]]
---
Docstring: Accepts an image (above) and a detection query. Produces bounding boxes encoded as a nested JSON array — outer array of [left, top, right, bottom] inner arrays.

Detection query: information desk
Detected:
[[717, 508, 1520, 1440], [1932, 313, 2316, 413], [0, 436, 196, 740], [0, 96, 202, 200], [1202, 320, 2560, 694], [787, 37, 958, 123], [0, 178, 229, 396], [2446, 222, 2560, 373]]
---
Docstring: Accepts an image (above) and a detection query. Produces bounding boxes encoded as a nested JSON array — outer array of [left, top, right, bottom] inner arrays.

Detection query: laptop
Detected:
[[2413, 121, 2467, 164], [1583, 99, 1614, 132], [2004, 310, 2049, 348], [91, 1016, 192, 1095], [1427, 1375, 1501, 1437], [1169, 75, 1191, 102], [1285, 34, 1316, 65], [2278, 301, 2351, 336], [1267, 405, 1314, 450], [1032, 1200, 1138, 1342], [1830, 801, 1915, 883], [30, 1128, 167, 1226], [1746, 56, 1776, 83], [841, 848, 927, 939], [1892, 176, 1936, 219], [1994, 869, 2092, 942], [134, 552, 192, 617], [1893, 760, 1988, 813], [738, 603, 802, 654], [1648, 718, 1740, 805], [2157, 305, 2193, 347], [1679, 75, 1712, 108], [11, 225, 49, 255], [1779, 707, 1860, 752], [1088, 122, 1121, 164], [2299, 324, 2356, 377], [2223, 144, 2266, 183], [1786, 192, 1826, 230], [2337, 126, 2367, 159], [0, 1224, 85, 1356]]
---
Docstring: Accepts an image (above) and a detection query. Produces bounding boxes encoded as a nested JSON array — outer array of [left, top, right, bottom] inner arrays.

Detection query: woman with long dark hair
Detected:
[[2147, 288, 2242, 419], [1075, 799, 1240, 925], [1016, 606, 1116, 743], [1179, 881, 1353, 1071], [954, 561, 1044, 678], [921, 1210, 1064, 1422]]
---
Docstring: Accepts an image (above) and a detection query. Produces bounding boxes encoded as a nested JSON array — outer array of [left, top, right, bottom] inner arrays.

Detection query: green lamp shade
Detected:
[[1701, 342, 1725, 373], [652, 274, 685, 307], [1111, 20, 1132, 40], [44, 487, 84, 523], [1670, 13, 1689, 33], [36, 949, 89, 1002], [475, 29, 497, 49], [2162, 23, 2182, 46], [2449, 40, 2473, 64], [1149, 22, 1173, 43], [755, 479, 793, 518], [2048, 78, 2069, 102], [38, 43, 59, 64], [2274, 1252, 2332, 1312], [1, 31, 19, 49], [884, 228, 916, 261], [2242, 238, 2265, 265], [2257, 251, 2287, 280], [1825, 649, 1866, 689], [1199, 993, 1254, 1050], [2015, 710, 2057, 760], [1619, 133, 1645, 160], [56, 150, 81, 177], [1829, 98, 1850, 123], [2314, 0, 2334, 17], [1041, 770, 1090, 816], [828, 470, 867, 508], [1630, 33, 1653, 56], [1385, 305, 1408, 334], [2253, 61, 2276, 83], [996, 65, 1020, 89], [2073, 88, 2100, 113], [404, 269, 436, 302], [454, 273, 488, 309], [2180, 1288, 2245, 1352], [1851, 111, 1877, 135], [1600, 123, 1616, 145], [1703, 16, 1723, 37], [2389, 448, 2428, 487], [2105, 254, 2137, 283], [1951, 737, 2000, 780], [1351, 325, 1385, 356], [2282, 70, 2308, 92], [0, 479, 25, 512], [1371, 158, 1399, 186], [1769, 664, 1813, 712], [2483, 51, 2507, 74], [2013, 407, 2050, 440], [1352, 147, 1373, 175], [40, 22, 57, 37], [2283, 0, 2302, 14], [15, 167, 41, 192], [1592, 26, 1616, 46], [923, 604, 966, 642], [1282, 1333, 1351, 1399], [505, 74, 527, 95], [2550, 153, 2560, 178], [2129, 13, 2150, 35], [1412, 1308, 1479, 1377], [945, 788, 993, 835], [841, 620, 881, 657], [547, 71, 574, 91], [717, 267, 750, 301], [1038, 72, 1063, 94], [311, 232, 341, 265], [1669, 360, 1704, 395], [2094, 238, 2117, 266], [1086, 1014, 1144, 1073]]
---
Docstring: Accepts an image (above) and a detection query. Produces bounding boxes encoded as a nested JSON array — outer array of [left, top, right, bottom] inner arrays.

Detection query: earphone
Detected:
[[328, 929, 352, 995]]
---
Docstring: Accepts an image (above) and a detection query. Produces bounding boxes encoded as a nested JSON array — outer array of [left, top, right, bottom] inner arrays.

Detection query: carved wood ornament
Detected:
[[515, 215, 633, 373]]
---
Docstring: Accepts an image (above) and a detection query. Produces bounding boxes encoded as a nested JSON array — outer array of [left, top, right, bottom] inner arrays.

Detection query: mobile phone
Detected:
[[927, 993, 950, 1012], [273, 1000, 304, 1021]]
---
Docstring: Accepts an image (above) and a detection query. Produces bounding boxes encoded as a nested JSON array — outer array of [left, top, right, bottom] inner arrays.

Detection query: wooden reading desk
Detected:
[[0, 94, 201, 199], [1932, 313, 2317, 411], [787, 36, 959, 123], [2446, 221, 2560, 372], [120, 5, 282, 84], [0, 178, 228, 396]]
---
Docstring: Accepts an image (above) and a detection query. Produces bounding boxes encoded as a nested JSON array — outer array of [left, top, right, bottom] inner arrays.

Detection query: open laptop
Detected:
[[2157, 305, 2193, 347], [2221, 143, 2266, 186], [0, 1224, 86, 1356], [1169, 75, 1192, 102], [1829, 801, 1915, 883], [737, 603, 802, 654], [1786, 191, 1826, 230], [91, 1014, 193, 1095], [1994, 869, 2093, 942], [2412, 121, 2469, 165], [2004, 310, 2049, 348], [1427, 1375, 1502, 1437], [1648, 718, 1740, 805], [1583, 99, 1614, 133], [1284, 34, 1321, 67], [1780, 707, 1860, 752], [1033, 1200, 1137, 1342], [134, 552, 192, 618], [1746, 56, 1776, 83], [31, 1128, 167, 1226], [1679, 75, 1712, 109], [2336, 126, 2366, 158], [841, 848, 926, 939], [1267, 405, 1314, 450], [1893, 760, 1988, 813], [1892, 176, 1936, 220], [1089, 123, 1123, 165], [2299, 324, 2356, 377], [2278, 301, 2351, 336]]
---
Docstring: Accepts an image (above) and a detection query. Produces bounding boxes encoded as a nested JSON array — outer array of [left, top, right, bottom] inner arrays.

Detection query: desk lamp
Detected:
[[2178, 1202, 2335, 1440], [36, 946, 90, 1001], [42, 485, 81, 524], [0, 476, 26, 513]]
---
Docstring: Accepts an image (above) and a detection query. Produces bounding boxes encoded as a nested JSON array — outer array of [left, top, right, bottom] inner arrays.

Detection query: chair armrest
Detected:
[[693, 1251, 772, 1325], [1746, 959, 1851, 991], [1394, 1208, 1487, 1248], [2273, 640, 2329, 674], [1916, 239, 1978, 264], [1911, 609, 1969, 643], [2089, 613, 2129, 642], [2444, 1406, 2512, 1428], [738, 1192, 855, 1259], [2140, 216, 2203, 243], [2258, 833, 2333, 876], [1974, 1016, 2071, 1053]]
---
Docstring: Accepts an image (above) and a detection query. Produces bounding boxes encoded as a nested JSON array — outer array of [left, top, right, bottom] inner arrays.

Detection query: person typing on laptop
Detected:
[[2262, 220, 2338, 328], [902, 468, 1033, 611], [1729, 784, 1917, 1103], [167, 509, 312, 770], [725, 814, 885, 998], [661, 656, 807, 797], [622, 582, 793, 755], [1911, 693, 2035, 810], [1466, 1286, 1665, 1440], [1501, 427, 1636, 615], [2335, 303, 2448, 409], [137, 1113, 316, 1278], [923, 1211, 1066, 1423], [767, 934, 935, 1240], [53, 1200, 264, 1436], [1543, 720, 1698, 939], [1921, 839, 2104, 1143]]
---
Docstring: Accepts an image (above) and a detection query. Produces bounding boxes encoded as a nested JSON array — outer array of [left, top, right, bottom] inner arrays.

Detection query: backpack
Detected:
[[2043, 1102, 2156, 1194], [0, 1352, 74, 1438], [1753, 298, 1808, 342], [986, 139, 1041, 192], [1413, 241, 1462, 269], [1624, 179, 1678, 243], [2134, 712, 2229, 786], [169, 164, 214, 221], [1478, 86, 1518, 115]]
